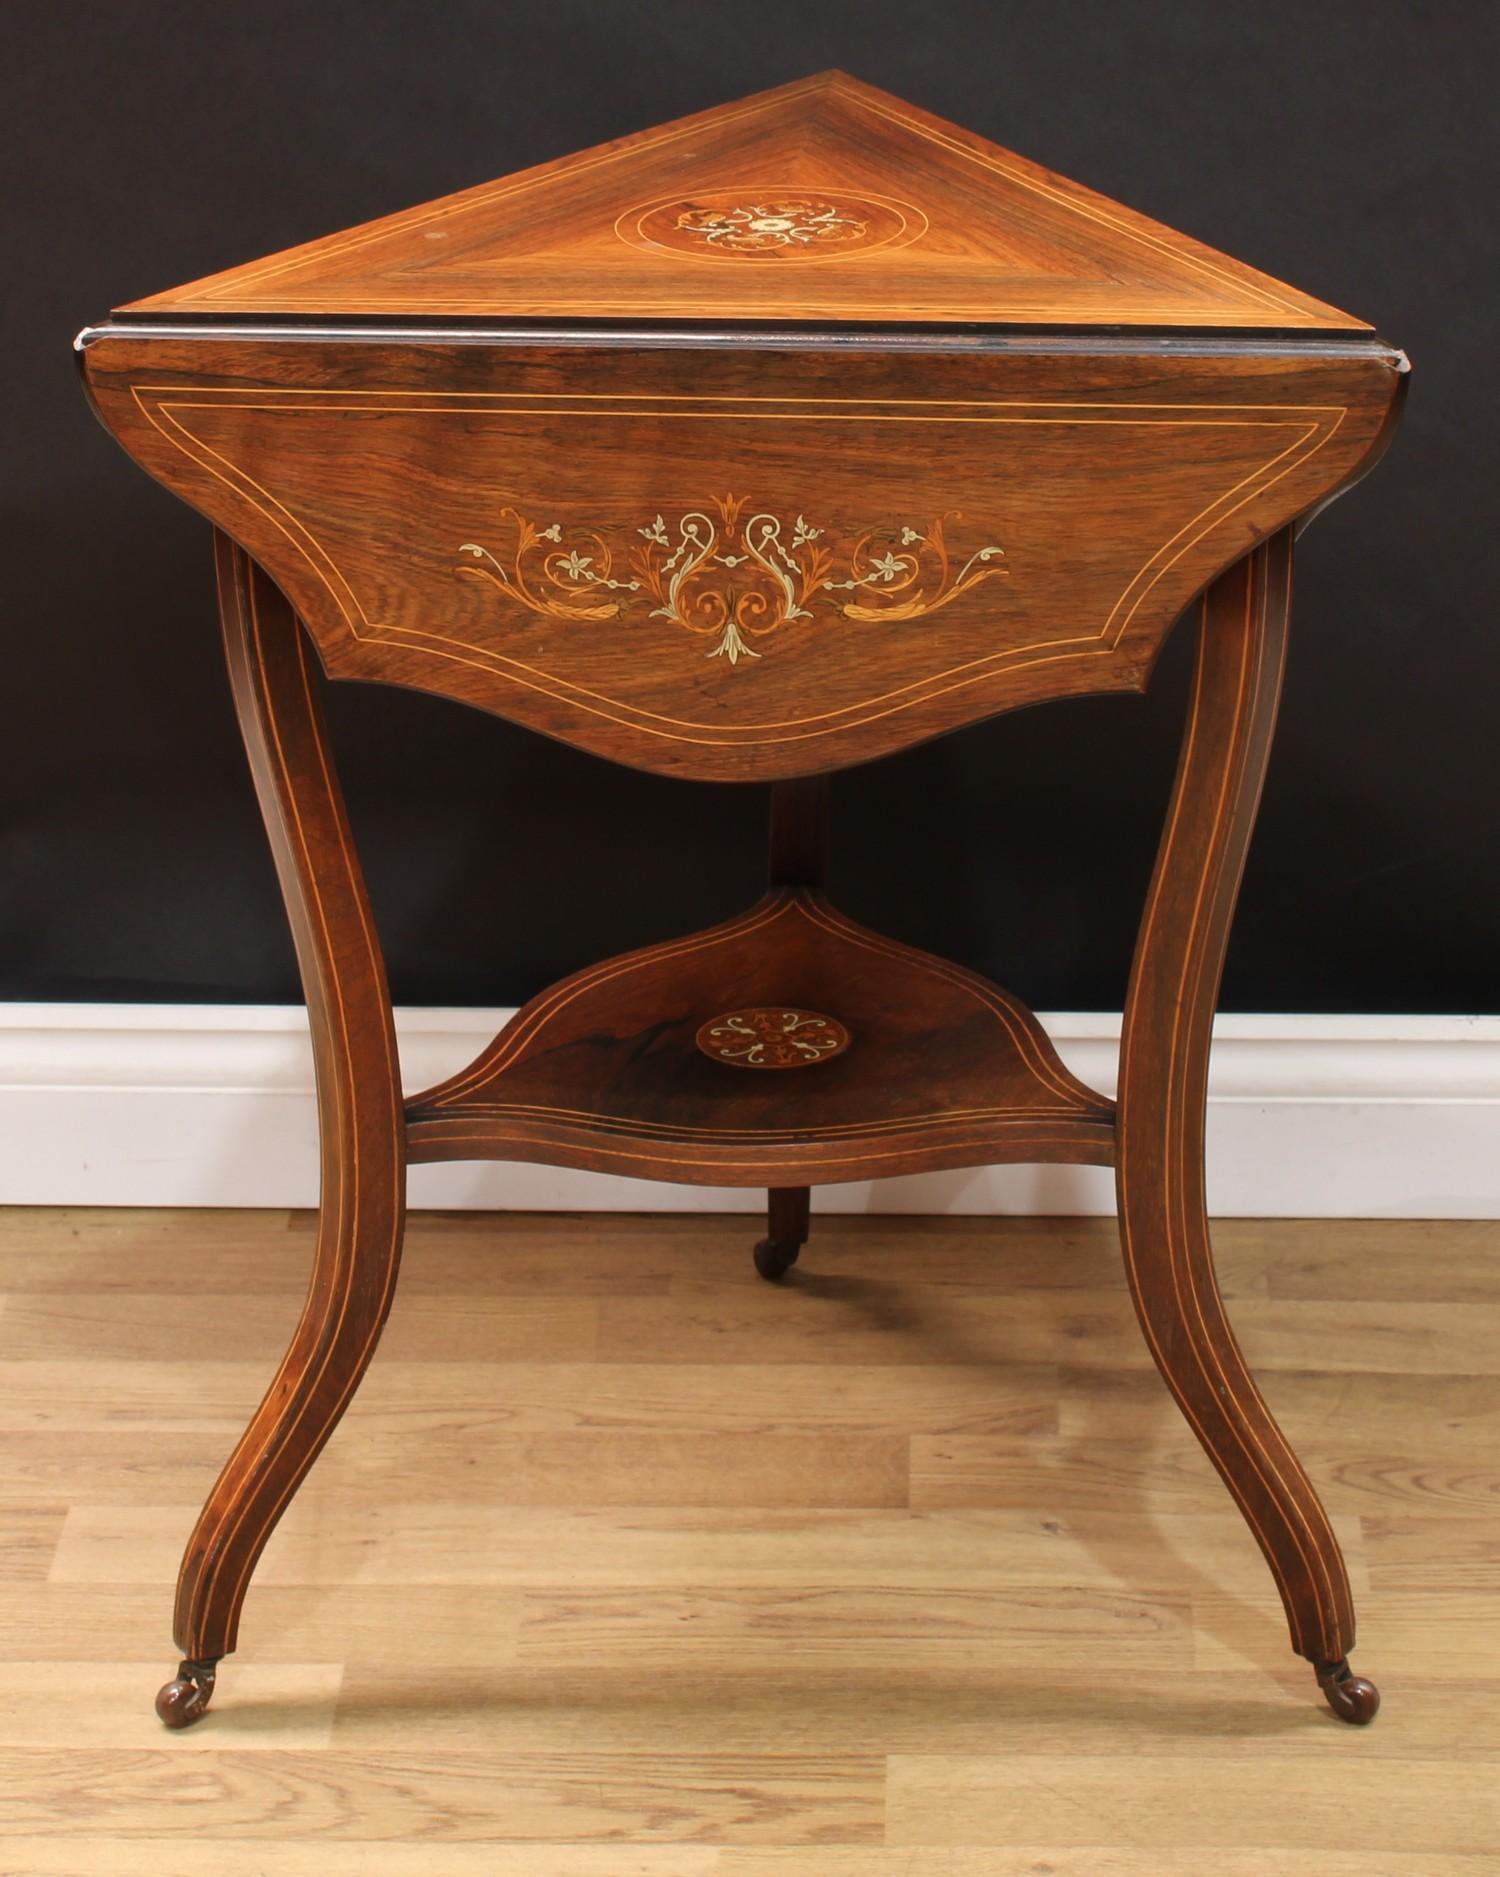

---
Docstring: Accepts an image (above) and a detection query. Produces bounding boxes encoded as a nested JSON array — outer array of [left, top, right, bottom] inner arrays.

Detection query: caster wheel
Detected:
[[754, 1237, 800, 1282], [1316, 1658, 1380, 1725], [155, 1657, 219, 1729]]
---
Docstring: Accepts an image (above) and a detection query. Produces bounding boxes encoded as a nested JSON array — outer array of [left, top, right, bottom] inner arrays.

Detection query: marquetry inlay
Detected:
[[618, 187, 926, 263], [696, 1007, 851, 1069], [457, 495, 1007, 666]]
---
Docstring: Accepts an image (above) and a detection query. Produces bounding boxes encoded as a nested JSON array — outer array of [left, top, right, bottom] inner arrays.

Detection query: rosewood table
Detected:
[[77, 71, 1406, 1731]]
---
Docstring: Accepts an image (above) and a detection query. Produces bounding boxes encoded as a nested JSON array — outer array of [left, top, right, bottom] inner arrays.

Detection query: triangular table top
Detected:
[[119, 71, 1364, 331]]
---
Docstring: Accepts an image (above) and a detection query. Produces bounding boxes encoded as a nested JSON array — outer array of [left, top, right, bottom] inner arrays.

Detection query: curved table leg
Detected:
[[156, 536, 406, 1727], [1116, 529, 1376, 1724]]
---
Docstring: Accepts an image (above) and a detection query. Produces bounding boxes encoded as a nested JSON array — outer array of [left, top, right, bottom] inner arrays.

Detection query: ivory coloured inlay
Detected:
[[456, 495, 1007, 665]]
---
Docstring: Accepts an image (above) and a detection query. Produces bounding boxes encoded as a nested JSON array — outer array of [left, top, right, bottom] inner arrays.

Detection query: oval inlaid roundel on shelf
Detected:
[[696, 1007, 851, 1069]]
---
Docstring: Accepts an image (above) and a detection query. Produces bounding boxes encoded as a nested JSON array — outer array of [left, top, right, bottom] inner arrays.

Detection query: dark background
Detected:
[[6, 0, 1496, 1013]]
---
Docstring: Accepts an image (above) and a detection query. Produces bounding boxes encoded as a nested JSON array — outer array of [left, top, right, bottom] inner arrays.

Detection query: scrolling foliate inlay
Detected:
[[456, 495, 1008, 665]]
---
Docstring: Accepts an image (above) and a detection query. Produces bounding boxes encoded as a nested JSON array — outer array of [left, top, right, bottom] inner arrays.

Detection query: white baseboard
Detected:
[[1, 1003, 1496, 1217]]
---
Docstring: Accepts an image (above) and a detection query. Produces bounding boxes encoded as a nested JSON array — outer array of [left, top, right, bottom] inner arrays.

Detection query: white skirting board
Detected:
[[0, 1003, 1496, 1217]]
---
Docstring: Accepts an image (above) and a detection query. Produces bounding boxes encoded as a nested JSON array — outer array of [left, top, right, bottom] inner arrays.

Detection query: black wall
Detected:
[[7, 0, 1497, 1013]]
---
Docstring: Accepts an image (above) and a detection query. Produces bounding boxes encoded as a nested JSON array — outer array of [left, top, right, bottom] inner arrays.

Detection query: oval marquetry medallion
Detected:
[[696, 1007, 851, 1069], [620, 188, 926, 263]]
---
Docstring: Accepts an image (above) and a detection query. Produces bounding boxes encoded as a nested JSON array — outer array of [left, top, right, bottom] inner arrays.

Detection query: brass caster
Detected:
[[155, 1656, 220, 1729], [753, 1237, 800, 1282], [1316, 1657, 1380, 1725]]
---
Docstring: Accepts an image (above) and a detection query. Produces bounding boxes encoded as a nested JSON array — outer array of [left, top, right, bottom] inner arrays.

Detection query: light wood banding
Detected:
[[168, 538, 406, 1666], [1117, 529, 1353, 1665]]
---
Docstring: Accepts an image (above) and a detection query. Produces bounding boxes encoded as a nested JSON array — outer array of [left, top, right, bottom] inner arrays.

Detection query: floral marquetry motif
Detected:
[[457, 496, 1007, 666], [621, 186, 925, 264], [676, 199, 868, 252], [696, 1007, 852, 1069]]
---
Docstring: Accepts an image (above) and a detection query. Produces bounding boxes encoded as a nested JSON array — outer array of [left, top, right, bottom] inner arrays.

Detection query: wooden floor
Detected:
[[1, 1207, 1497, 1873]]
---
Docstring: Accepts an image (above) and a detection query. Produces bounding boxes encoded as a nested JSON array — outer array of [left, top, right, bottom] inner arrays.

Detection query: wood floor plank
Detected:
[[1362, 1515, 1500, 1589], [0, 1230, 673, 1298], [0, 1205, 297, 1274], [1059, 1366, 1500, 1469], [597, 1286, 1161, 1368], [0, 1356, 1057, 1438], [309, 1429, 911, 1509], [26, 1371, 1479, 1520], [0, 1583, 523, 1666], [0, 1430, 286, 1506], [0, 1662, 341, 1748], [0, 1748, 883, 1843], [47, 1501, 1369, 1596], [0, 1507, 67, 1582], [667, 1216, 1134, 1294], [0, 1208, 1124, 1296], [1256, 1218, 1500, 1303], [3, 1844, 1478, 1877], [1192, 1589, 1499, 1680], [885, 1752, 1500, 1852], [912, 1430, 1500, 1517], [0, 1360, 284, 1433], [511, 1583, 1193, 1668], [327, 1663, 1500, 1762], [2, 1426, 909, 1510], [719, 1851, 1497, 1876], [910, 1433, 1234, 1513], [0, 1842, 719, 1876], [598, 1283, 1498, 1373], [0, 1291, 601, 1363], [1219, 1299, 1500, 1376]]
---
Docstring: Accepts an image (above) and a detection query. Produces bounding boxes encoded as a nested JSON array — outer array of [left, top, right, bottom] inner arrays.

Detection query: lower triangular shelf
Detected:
[[406, 889, 1115, 1186]]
